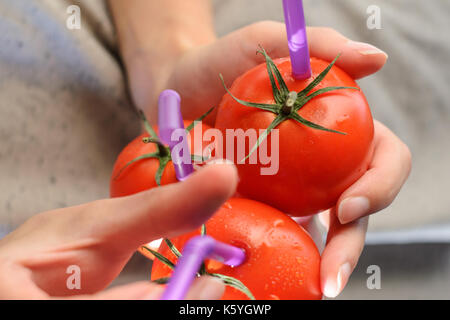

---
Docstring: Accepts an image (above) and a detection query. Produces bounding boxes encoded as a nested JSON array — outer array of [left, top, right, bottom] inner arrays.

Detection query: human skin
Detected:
[[0, 164, 237, 299], [109, 1, 411, 298]]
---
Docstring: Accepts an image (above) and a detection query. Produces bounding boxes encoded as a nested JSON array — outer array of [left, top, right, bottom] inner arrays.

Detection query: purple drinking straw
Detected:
[[158, 89, 194, 181], [161, 235, 246, 300], [282, 0, 311, 80], [157, 90, 246, 300]]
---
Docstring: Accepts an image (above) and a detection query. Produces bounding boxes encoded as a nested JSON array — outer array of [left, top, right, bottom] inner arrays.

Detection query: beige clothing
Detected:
[[0, 0, 139, 236]]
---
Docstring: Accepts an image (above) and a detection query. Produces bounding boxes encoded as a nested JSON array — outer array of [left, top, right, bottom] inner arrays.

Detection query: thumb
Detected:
[[81, 163, 238, 253], [175, 22, 387, 122], [213, 22, 387, 81], [70, 276, 225, 300]]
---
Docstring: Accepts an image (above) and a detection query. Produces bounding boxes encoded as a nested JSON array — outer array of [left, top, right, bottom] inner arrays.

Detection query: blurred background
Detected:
[[1, 0, 449, 299]]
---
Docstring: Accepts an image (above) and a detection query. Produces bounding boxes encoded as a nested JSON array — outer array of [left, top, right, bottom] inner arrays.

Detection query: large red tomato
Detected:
[[215, 55, 374, 217], [151, 198, 322, 300], [110, 120, 211, 197]]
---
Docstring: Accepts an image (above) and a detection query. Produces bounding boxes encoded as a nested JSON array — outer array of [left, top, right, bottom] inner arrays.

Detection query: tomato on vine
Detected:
[[110, 109, 213, 198], [150, 198, 322, 300], [215, 48, 374, 217]]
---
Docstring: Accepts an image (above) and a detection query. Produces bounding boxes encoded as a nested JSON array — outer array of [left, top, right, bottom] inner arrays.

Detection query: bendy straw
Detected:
[[282, 0, 311, 79]]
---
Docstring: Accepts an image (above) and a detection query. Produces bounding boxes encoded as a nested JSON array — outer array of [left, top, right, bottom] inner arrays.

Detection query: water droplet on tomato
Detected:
[[223, 202, 232, 209], [292, 241, 302, 250], [273, 219, 284, 228], [336, 114, 349, 124], [263, 228, 276, 247]]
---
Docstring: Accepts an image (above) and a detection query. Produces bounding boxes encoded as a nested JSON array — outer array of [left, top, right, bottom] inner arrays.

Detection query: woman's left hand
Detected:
[[305, 120, 411, 298], [0, 164, 237, 299]]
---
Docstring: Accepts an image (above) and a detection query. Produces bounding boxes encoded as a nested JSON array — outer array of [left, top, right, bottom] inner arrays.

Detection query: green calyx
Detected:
[[114, 107, 214, 186], [220, 46, 359, 162], [146, 225, 256, 300]]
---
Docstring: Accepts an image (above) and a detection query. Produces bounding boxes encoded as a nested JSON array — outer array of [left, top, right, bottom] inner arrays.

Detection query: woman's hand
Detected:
[[0, 164, 238, 299], [300, 120, 411, 298], [124, 22, 389, 123]]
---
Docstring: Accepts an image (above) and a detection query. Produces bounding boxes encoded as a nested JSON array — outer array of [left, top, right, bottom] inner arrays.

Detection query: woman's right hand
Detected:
[[0, 163, 238, 299]]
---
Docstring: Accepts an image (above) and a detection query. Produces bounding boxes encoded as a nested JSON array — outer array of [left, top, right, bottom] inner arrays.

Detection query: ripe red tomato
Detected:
[[151, 198, 322, 300], [215, 56, 374, 217], [110, 120, 211, 197]]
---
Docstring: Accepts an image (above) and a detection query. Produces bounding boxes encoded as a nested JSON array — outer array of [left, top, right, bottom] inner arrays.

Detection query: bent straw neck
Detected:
[[158, 89, 194, 181], [160, 236, 246, 300]]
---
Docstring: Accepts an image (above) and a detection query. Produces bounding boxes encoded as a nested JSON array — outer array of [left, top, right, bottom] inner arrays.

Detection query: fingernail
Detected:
[[338, 196, 370, 224], [203, 159, 239, 183], [346, 41, 388, 58], [195, 277, 225, 300], [323, 262, 351, 298]]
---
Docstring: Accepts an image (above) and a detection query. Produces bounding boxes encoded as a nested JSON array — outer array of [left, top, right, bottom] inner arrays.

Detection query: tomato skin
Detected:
[[215, 57, 374, 217], [110, 121, 211, 198], [151, 198, 322, 300]]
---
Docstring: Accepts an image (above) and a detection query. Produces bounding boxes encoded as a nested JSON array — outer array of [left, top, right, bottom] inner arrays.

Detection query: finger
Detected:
[[307, 27, 388, 79], [337, 121, 412, 224], [82, 276, 225, 300], [184, 276, 225, 300], [321, 211, 368, 298], [211, 22, 387, 85], [175, 22, 387, 122], [0, 260, 49, 299], [67, 281, 164, 300], [0, 259, 164, 300], [83, 163, 238, 253]]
